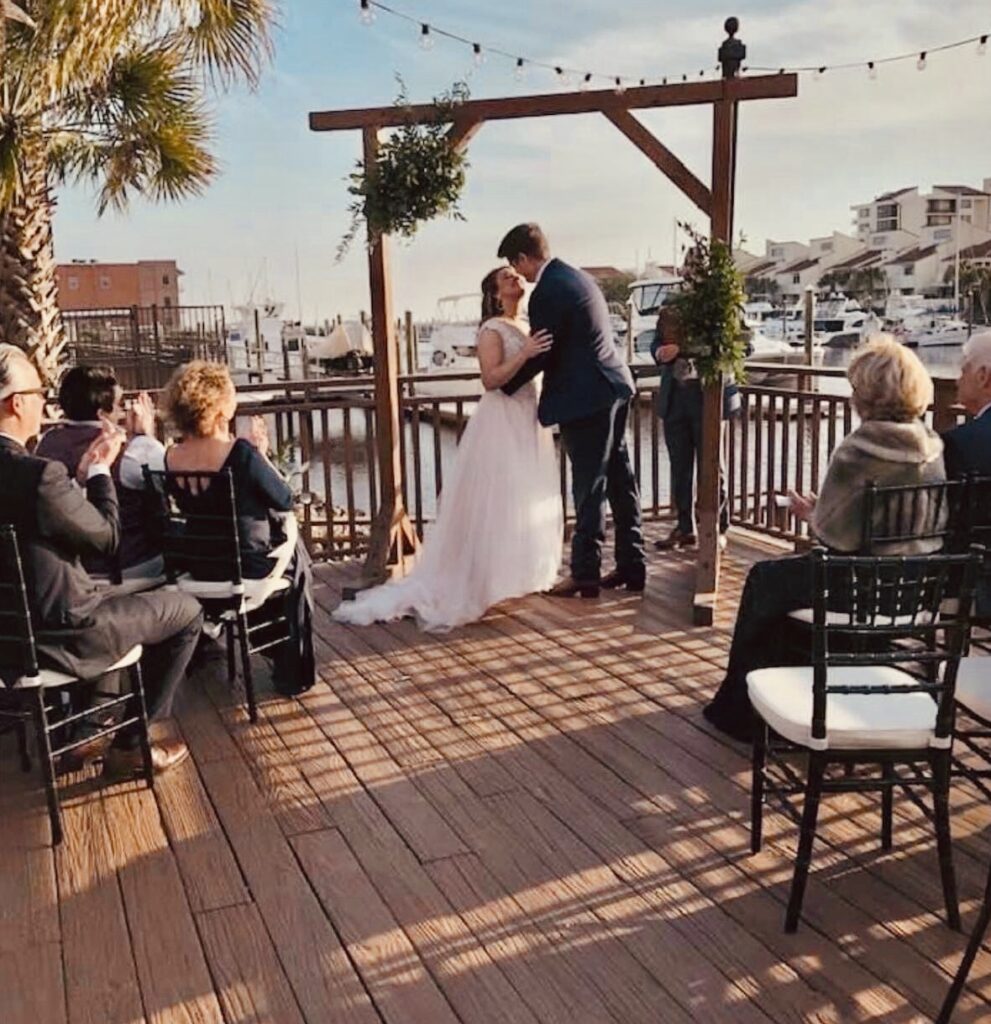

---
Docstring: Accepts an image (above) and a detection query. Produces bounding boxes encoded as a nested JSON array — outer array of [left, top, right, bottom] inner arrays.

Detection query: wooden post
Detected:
[[404, 310, 415, 375], [932, 377, 959, 433], [693, 84, 736, 626], [344, 127, 419, 596], [626, 303, 634, 362], [803, 286, 815, 366]]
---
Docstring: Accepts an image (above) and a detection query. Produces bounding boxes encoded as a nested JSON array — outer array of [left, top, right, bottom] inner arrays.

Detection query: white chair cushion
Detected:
[[16, 644, 143, 690], [176, 575, 291, 614], [787, 608, 933, 626], [955, 656, 991, 719], [747, 665, 941, 751]]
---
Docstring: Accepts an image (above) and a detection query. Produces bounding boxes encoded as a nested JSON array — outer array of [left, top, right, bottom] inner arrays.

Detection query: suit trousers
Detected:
[[559, 398, 645, 582], [663, 381, 729, 535]]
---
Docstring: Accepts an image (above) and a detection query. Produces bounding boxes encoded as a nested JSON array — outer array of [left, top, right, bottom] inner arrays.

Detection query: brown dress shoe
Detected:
[[654, 528, 697, 551], [547, 577, 600, 599], [56, 733, 113, 775], [103, 739, 190, 779]]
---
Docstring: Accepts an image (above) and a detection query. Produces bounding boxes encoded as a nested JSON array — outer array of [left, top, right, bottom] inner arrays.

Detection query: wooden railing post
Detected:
[[932, 377, 959, 433]]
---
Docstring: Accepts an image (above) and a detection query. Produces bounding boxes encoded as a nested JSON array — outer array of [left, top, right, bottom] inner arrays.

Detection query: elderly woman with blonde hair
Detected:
[[704, 336, 946, 742], [159, 361, 314, 695]]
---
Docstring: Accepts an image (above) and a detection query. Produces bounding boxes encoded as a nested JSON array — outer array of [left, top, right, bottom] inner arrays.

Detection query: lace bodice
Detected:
[[479, 317, 528, 357]]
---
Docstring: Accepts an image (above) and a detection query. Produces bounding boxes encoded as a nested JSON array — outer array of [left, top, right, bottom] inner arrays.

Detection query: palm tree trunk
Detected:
[[0, 149, 66, 385]]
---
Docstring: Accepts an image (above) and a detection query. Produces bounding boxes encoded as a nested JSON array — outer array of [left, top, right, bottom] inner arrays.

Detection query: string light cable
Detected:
[[356, 2, 988, 86]]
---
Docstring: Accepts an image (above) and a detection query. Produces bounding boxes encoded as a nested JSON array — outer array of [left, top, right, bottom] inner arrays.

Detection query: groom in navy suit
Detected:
[[499, 223, 645, 597]]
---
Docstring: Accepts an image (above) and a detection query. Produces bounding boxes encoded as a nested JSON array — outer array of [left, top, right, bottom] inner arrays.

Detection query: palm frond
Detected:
[[183, 0, 275, 89]]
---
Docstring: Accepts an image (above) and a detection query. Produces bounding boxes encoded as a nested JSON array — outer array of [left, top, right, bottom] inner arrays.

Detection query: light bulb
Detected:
[[979, 35, 988, 57], [419, 24, 433, 50], [917, 51, 927, 71], [359, 0, 374, 25], [812, 66, 825, 82], [472, 43, 484, 67], [555, 67, 571, 87], [868, 61, 877, 80], [614, 77, 626, 95], [514, 58, 526, 81], [579, 72, 592, 92]]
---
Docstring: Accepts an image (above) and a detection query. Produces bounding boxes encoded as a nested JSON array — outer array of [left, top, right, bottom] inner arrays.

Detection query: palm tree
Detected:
[[1, 1, 274, 384], [947, 261, 991, 324]]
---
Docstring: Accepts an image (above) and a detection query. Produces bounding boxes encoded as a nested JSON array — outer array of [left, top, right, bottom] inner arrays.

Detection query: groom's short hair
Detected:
[[498, 223, 549, 262]]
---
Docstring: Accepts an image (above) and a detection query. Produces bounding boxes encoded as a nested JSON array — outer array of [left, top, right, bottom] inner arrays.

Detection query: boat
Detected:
[[226, 301, 306, 380], [416, 294, 485, 399]]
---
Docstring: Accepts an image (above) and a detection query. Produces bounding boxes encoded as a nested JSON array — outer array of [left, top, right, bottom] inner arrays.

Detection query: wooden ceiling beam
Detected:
[[446, 117, 484, 152], [603, 109, 712, 216], [310, 74, 797, 133]]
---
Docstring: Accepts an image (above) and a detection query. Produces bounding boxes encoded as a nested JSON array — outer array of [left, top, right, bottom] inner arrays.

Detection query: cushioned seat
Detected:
[[748, 664, 942, 751], [12, 644, 144, 690], [955, 656, 991, 720], [786, 608, 933, 626]]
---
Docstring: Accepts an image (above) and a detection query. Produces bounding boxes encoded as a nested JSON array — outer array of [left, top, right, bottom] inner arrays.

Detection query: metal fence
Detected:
[[64, 305, 226, 390]]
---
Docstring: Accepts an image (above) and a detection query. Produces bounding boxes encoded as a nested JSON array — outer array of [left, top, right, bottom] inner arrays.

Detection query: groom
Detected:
[[498, 223, 646, 598]]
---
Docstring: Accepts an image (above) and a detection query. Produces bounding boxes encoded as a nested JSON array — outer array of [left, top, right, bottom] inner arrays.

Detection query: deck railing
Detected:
[[131, 362, 960, 560]]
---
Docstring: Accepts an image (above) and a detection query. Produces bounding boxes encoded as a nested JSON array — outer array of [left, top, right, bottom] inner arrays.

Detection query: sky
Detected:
[[52, 0, 991, 322]]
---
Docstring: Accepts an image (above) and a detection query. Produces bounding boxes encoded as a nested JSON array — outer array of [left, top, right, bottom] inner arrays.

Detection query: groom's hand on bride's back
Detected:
[[523, 329, 553, 360]]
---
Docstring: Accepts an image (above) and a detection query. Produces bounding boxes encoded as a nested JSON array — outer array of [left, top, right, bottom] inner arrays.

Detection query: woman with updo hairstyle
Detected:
[[160, 361, 314, 694]]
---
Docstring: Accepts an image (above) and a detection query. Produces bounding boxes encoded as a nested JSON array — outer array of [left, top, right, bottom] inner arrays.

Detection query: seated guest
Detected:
[[943, 330, 991, 477], [704, 336, 946, 742], [0, 345, 201, 774], [36, 366, 166, 579], [160, 361, 314, 695]]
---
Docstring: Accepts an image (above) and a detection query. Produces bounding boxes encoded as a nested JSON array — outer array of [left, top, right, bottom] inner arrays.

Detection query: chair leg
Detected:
[[226, 621, 236, 685], [881, 762, 894, 852], [936, 859, 991, 1024], [751, 721, 767, 854], [933, 751, 961, 931], [237, 613, 258, 724], [16, 716, 31, 772], [785, 753, 826, 933], [32, 690, 62, 846], [130, 662, 155, 790]]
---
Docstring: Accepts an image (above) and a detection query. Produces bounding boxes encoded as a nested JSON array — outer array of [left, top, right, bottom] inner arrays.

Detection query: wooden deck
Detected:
[[4, 525, 991, 1023]]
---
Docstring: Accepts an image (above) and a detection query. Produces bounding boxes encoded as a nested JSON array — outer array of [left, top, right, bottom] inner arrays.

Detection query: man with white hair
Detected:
[[0, 344, 202, 775], [943, 330, 991, 477]]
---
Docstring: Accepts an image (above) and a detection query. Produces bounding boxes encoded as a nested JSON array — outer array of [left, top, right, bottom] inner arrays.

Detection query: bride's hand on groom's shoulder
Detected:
[[523, 329, 553, 360]]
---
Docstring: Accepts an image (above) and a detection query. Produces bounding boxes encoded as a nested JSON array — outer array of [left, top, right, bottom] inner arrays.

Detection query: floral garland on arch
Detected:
[[337, 78, 470, 261], [670, 222, 748, 386]]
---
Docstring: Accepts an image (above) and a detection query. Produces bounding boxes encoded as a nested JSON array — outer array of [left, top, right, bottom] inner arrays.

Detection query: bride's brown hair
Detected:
[[480, 268, 504, 322]]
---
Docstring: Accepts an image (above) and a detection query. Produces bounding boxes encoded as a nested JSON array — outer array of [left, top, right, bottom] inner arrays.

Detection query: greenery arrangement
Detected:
[[338, 78, 470, 261], [670, 222, 748, 385], [0, 0, 275, 383]]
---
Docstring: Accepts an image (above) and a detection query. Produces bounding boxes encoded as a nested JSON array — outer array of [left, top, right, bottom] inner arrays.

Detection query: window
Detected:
[[162, 274, 170, 285], [963, 215, 972, 224], [876, 203, 900, 231], [903, 265, 914, 276], [770, 246, 784, 258], [933, 228, 952, 241], [927, 215, 953, 227], [99, 275, 111, 290], [67, 276, 79, 291], [163, 297, 172, 307], [792, 273, 800, 284], [859, 208, 870, 218], [819, 241, 834, 252], [961, 199, 972, 209], [927, 198, 956, 213], [872, 235, 888, 246]]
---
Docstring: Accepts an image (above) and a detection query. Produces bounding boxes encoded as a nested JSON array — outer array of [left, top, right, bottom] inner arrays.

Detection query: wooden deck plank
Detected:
[[195, 756, 383, 1024], [196, 903, 307, 1024], [104, 782, 225, 1024], [293, 828, 462, 1024]]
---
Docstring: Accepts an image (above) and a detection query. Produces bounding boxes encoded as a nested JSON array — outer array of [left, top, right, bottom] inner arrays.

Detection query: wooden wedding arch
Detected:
[[309, 20, 798, 622]]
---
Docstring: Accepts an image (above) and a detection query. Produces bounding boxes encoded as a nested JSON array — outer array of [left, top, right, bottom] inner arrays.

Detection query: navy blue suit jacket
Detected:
[[943, 407, 991, 478], [503, 259, 634, 426]]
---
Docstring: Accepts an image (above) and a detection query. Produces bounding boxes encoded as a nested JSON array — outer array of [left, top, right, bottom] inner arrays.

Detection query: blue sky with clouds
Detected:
[[53, 1, 991, 320]]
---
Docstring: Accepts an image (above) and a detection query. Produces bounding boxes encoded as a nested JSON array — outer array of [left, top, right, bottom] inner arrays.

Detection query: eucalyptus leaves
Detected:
[[670, 223, 748, 385], [337, 79, 470, 260]]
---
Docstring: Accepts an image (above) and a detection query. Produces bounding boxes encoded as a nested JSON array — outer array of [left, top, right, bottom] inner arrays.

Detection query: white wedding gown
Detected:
[[333, 317, 563, 631]]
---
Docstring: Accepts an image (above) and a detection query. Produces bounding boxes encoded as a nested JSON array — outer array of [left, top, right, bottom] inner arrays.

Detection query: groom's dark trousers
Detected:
[[502, 258, 645, 584], [560, 397, 644, 582]]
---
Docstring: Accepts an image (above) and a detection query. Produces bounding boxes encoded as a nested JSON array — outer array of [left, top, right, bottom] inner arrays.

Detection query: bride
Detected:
[[332, 266, 564, 631]]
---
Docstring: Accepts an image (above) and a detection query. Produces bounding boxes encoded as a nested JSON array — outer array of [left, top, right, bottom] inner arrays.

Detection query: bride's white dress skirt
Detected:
[[333, 322, 562, 631]]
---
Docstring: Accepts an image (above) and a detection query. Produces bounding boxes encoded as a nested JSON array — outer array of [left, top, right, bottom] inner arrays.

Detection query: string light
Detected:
[[356, 4, 990, 89], [579, 72, 592, 92], [614, 77, 626, 95]]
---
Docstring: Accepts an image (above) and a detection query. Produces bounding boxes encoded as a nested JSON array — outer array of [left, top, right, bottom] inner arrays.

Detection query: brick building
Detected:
[[57, 259, 181, 311]]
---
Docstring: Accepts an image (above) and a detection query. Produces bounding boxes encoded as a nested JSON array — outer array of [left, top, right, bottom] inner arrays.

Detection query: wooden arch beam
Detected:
[[447, 117, 484, 152], [603, 109, 711, 216]]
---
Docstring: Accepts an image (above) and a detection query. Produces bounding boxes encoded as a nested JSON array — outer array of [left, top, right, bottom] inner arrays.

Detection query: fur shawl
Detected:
[[813, 419, 946, 553]]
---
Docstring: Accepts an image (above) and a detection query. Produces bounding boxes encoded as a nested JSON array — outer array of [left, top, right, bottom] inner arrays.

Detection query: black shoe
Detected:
[[600, 568, 646, 592], [654, 528, 697, 551], [547, 577, 600, 599], [702, 701, 755, 743]]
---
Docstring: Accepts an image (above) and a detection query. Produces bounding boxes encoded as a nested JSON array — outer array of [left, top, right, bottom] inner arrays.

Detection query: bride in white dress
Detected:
[[332, 267, 564, 631]]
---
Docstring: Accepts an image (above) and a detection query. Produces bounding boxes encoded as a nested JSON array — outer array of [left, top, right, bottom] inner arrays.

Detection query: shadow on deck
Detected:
[[2, 524, 990, 1023]]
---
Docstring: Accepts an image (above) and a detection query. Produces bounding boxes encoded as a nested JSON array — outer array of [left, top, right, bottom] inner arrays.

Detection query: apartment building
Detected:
[[57, 260, 182, 311]]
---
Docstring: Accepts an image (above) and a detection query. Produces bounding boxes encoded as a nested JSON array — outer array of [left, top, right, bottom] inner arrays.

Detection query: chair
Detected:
[[0, 525, 153, 845], [749, 546, 981, 933], [145, 469, 296, 723]]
